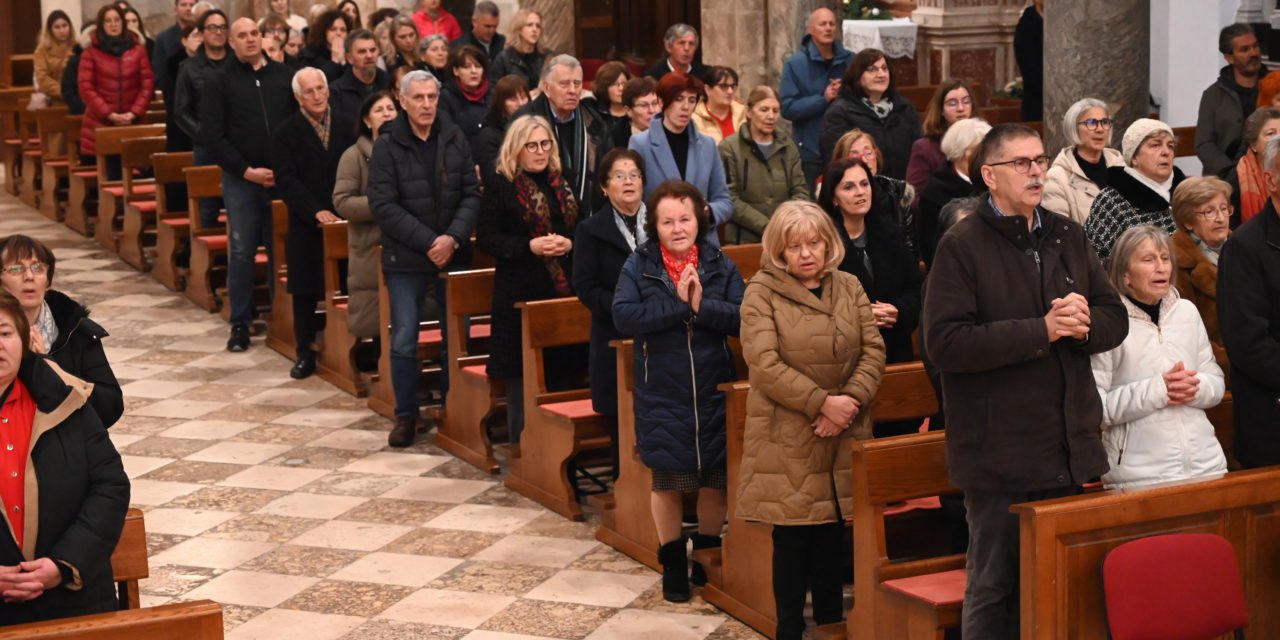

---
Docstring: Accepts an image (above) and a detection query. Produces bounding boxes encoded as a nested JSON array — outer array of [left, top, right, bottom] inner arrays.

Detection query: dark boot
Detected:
[[690, 533, 721, 586], [388, 415, 416, 448], [657, 537, 691, 602]]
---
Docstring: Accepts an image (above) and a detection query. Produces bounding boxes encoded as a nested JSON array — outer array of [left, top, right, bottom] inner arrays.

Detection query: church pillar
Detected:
[[700, 0, 824, 99], [1043, 0, 1150, 154]]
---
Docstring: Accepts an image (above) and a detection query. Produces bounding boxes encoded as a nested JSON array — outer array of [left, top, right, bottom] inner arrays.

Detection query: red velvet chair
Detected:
[[1103, 533, 1248, 640]]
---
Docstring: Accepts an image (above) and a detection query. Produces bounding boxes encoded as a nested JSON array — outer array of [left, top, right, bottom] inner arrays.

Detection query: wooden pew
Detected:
[[979, 105, 1022, 125], [64, 123, 162, 236], [437, 268, 503, 473], [64, 115, 99, 232], [595, 338, 659, 569], [35, 106, 70, 221], [898, 84, 939, 117], [316, 221, 365, 396], [0, 600, 224, 639], [138, 151, 193, 282], [182, 165, 226, 312], [1173, 125, 1196, 158], [111, 508, 149, 610], [1016, 467, 1280, 639], [112, 137, 165, 265], [503, 297, 608, 521], [0, 87, 34, 197], [265, 201, 296, 359], [17, 107, 43, 208], [94, 130, 164, 250], [721, 243, 762, 280]]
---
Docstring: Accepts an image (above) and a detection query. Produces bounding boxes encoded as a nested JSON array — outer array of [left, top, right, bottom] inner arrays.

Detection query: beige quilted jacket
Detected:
[[736, 263, 886, 525]]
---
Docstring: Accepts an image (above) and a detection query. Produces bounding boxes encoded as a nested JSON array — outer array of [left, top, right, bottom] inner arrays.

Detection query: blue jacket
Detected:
[[613, 240, 745, 472], [629, 114, 733, 247], [780, 35, 853, 165]]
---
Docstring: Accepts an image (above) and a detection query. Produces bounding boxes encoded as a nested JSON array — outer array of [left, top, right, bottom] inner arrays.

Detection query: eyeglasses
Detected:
[[264, 27, 286, 36], [203, 24, 227, 33], [523, 139, 553, 153], [632, 99, 660, 111], [1194, 204, 1233, 219], [715, 83, 738, 91], [865, 63, 889, 75], [2, 263, 47, 277], [609, 171, 641, 183], [987, 155, 1051, 174], [944, 97, 972, 109], [1078, 117, 1114, 131]]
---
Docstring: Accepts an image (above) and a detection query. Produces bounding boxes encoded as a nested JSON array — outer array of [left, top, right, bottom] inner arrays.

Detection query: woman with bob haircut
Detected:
[[737, 200, 886, 639]]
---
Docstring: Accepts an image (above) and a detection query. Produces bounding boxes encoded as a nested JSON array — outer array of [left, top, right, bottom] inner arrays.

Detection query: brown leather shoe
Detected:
[[388, 415, 416, 447]]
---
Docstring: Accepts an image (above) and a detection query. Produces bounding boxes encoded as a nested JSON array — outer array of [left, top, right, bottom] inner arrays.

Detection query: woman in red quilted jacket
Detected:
[[77, 4, 153, 173]]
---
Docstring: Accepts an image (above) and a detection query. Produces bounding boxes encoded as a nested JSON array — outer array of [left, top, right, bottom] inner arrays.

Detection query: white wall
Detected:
[[40, 0, 81, 32], [1151, 0, 1240, 175]]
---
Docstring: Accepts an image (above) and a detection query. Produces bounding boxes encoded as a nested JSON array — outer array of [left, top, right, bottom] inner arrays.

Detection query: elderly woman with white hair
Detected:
[[1042, 98, 1126, 224], [1090, 224, 1227, 489], [1085, 118, 1187, 262], [913, 117, 990, 268]]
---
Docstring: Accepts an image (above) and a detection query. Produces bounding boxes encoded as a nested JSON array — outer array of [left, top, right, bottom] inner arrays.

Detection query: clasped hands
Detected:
[[529, 233, 571, 258], [674, 264, 702, 314], [1163, 361, 1200, 406], [1044, 292, 1091, 342], [0, 558, 62, 603], [813, 394, 860, 438]]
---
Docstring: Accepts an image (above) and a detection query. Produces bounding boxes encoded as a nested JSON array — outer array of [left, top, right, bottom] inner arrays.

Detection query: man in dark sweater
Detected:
[[643, 23, 708, 81], [450, 1, 506, 59], [201, 18, 297, 352], [1196, 23, 1264, 178], [329, 29, 389, 124], [151, 0, 197, 91]]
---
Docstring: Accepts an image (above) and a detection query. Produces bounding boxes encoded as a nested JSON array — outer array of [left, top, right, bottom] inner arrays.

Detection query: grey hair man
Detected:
[[451, 0, 506, 57], [644, 23, 709, 80], [329, 28, 391, 123]]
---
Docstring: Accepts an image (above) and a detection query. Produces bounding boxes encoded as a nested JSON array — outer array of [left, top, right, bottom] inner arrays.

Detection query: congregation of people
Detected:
[[7, 1, 1280, 639]]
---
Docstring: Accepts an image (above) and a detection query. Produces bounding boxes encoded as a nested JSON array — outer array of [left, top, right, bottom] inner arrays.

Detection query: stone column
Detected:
[[1043, 0, 1150, 154], [700, 0, 825, 98]]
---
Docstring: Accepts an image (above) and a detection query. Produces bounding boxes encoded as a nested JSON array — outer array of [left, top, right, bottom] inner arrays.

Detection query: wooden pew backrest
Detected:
[[722, 243, 762, 281], [109, 507, 147, 609], [870, 361, 938, 424], [1172, 125, 1196, 158], [152, 152, 193, 216], [0, 600, 224, 640], [183, 165, 222, 234]]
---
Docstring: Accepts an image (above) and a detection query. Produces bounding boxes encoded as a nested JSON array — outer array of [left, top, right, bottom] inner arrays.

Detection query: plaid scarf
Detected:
[[513, 170, 579, 296], [301, 107, 332, 150]]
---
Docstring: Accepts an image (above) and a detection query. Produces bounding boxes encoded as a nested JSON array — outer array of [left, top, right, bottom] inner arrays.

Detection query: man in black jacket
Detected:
[[368, 70, 481, 447], [201, 18, 297, 352], [512, 54, 607, 211], [174, 9, 228, 228], [450, 1, 506, 59], [1218, 135, 1280, 469], [151, 0, 197, 90], [924, 124, 1127, 639], [329, 29, 389, 124], [1196, 23, 1263, 179], [643, 23, 708, 81], [271, 68, 355, 379]]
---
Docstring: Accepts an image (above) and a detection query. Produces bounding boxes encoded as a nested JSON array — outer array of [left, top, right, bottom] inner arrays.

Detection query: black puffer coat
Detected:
[[367, 112, 481, 274], [612, 240, 744, 472], [441, 79, 492, 155], [0, 356, 130, 625], [45, 290, 121, 429], [819, 87, 922, 180], [572, 203, 636, 417]]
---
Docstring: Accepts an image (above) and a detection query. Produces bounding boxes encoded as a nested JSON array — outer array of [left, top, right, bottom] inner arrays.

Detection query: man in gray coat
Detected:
[[1196, 23, 1262, 178]]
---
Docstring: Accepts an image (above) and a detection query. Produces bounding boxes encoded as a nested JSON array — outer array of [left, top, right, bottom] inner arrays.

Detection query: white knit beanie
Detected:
[[1121, 118, 1175, 166]]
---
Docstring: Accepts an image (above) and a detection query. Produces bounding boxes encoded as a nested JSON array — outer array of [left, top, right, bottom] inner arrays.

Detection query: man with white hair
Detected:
[[451, 1, 505, 57], [511, 54, 607, 209], [644, 23, 708, 81], [270, 67, 355, 378], [367, 70, 481, 447], [201, 17, 297, 352], [781, 7, 852, 188]]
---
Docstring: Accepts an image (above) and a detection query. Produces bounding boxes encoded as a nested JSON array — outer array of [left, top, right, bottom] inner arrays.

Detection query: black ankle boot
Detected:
[[657, 537, 690, 602], [690, 533, 722, 586]]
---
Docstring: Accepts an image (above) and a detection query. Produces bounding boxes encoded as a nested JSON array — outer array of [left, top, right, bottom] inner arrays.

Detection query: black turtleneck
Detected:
[[1128, 296, 1161, 325], [664, 124, 690, 179], [1074, 148, 1109, 188]]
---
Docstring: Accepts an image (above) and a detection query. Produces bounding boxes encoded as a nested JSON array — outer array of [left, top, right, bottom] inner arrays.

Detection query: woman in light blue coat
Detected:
[[629, 71, 733, 247]]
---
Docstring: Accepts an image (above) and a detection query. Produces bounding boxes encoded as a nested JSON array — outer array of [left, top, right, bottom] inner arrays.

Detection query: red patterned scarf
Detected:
[[513, 170, 579, 296], [660, 243, 699, 288], [1238, 148, 1267, 224]]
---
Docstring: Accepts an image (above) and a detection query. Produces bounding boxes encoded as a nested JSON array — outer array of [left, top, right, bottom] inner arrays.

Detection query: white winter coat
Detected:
[[1090, 291, 1228, 489]]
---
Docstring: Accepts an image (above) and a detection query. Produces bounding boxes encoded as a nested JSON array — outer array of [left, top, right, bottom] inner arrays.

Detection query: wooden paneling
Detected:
[[608, 0, 701, 68]]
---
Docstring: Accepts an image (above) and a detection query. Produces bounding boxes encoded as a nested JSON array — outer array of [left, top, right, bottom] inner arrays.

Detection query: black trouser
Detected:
[[962, 487, 1076, 639], [292, 294, 324, 355], [771, 522, 844, 640]]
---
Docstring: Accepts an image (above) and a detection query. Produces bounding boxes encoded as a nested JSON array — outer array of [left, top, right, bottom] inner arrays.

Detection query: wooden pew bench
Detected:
[[95, 133, 163, 252], [17, 106, 44, 208], [63, 115, 99, 231], [35, 105, 70, 221], [0, 600, 224, 640], [0, 87, 35, 197], [64, 123, 163, 237], [109, 136, 165, 263], [265, 201, 295, 359], [139, 151, 193, 284], [316, 221, 364, 396], [437, 268, 502, 473], [1173, 125, 1196, 158], [503, 297, 608, 521], [182, 165, 227, 312]]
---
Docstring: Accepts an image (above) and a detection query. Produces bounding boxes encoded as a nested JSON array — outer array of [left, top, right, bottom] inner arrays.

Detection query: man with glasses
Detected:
[[368, 70, 481, 447], [781, 7, 852, 189], [201, 18, 297, 352], [512, 54, 608, 210], [1218, 135, 1280, 469], [923, 124, 1127, 639], [175, 9, 229, 228], [329, 29, 390, 124]]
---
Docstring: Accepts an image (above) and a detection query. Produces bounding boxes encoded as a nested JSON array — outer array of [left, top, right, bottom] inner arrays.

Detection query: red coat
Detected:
[[412, 9, 463, 42], [77, 31, 154, 156]]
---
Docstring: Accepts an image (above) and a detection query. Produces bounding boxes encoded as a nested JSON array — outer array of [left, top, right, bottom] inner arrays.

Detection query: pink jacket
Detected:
[[412, 9, 463, 42]]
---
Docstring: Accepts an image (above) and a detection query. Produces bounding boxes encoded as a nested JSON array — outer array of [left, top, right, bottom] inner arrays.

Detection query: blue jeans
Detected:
[[385, 270, 449, 418], [193, 145, 223, 230], [221, 172, 273, 327]]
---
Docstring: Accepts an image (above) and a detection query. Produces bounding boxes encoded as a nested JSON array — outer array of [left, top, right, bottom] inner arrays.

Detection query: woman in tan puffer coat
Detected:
[[737, 200, 885, 640]]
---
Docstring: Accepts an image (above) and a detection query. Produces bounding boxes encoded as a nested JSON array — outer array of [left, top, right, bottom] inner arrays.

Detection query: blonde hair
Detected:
[[833, 129, 883, 171], [762, 201, 845, 277], [1171, 176, 1233, 230], [497, 115, 561, 181], [508, 9, 543, 51]]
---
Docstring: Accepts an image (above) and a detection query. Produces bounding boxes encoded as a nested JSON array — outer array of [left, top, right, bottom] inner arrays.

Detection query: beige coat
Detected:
[[736, 264, 886, 525], [692, 99, 747, 145], [1042, 146, 1124, 224], [332, 135, 381, 339], [33, 41, 72, 101]]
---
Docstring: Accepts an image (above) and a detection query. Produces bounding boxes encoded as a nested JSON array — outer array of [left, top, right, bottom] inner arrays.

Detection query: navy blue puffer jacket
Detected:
[[613, 240, 745, 472]]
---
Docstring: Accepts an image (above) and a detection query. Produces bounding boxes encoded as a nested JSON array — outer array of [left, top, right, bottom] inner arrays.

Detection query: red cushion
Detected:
[[884, 496, 943, 517], [196, 235, 228, 250], [101, 185, 125, 197], [22, 149, 41, 157], [74, 169, 96, 178], [131, 200, 157, 212], [132, 183, 157, 195], [461, 365, 488, 378], [334, 302, 348, 310], [541, 399, 600, 420], [881, 569, 967, 607], [255, 252, 268, 265], [160, 217, 190, 227], [419, 324, 490, 346], [45, 159, 69, 167]]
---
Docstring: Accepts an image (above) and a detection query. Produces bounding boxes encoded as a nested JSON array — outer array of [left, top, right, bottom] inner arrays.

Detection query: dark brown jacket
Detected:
[[923, 199, 1128, 491], [1172, 229, 1227, 368]]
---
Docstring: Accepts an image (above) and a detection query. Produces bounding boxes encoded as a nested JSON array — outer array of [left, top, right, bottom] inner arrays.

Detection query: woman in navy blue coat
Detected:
[[613, 180, 744, 603]]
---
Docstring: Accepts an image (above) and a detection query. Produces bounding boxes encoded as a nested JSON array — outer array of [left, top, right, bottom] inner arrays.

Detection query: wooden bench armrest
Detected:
[[0, 600, 223, 639], [534, 389, 592, 405], [877, 553, 966, 582]]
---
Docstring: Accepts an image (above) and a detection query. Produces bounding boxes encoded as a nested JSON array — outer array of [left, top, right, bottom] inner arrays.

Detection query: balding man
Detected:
[[511, 54, 607, 209], [781, 7, 852, 188], [271, 68, 354, 378], [644, 24, 708, 81], [201, 18, 297, 352]]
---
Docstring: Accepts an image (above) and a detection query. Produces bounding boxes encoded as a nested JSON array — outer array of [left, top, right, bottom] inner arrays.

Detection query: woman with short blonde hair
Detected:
[[496, 114, 561, 180], [738, 198, 886, 638]]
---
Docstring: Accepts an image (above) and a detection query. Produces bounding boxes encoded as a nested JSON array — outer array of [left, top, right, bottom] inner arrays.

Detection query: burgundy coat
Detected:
[[77, 31, 154, 156]]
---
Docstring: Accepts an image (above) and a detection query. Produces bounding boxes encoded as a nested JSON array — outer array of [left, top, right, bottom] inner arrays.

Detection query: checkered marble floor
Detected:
[[0, 190, 764, 639]]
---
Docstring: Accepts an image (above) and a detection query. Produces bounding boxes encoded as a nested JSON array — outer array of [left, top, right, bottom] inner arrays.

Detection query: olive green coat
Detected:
[[718, 126, 810, 245]]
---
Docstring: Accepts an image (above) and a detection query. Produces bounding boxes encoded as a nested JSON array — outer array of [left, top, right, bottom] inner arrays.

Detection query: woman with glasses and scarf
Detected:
[[1043, 98, 1126, 225], [818, 48, 921, 181]]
